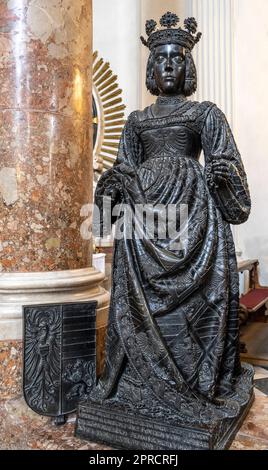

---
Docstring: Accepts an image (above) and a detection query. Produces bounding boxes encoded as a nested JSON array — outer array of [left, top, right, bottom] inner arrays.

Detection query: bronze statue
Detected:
[[76, 13, 254, 449]]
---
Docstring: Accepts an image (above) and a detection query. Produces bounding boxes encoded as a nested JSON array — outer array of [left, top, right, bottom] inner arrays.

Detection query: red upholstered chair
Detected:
[[238, 259, 268, 316]]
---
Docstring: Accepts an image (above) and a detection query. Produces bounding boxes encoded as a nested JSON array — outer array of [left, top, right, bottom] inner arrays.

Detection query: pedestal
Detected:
[[76, 394, 254, 450], [75, 364, 255, 450]]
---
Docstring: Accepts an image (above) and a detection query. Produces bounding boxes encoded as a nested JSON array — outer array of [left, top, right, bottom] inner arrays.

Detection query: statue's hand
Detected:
[[104, 186, 120, 202], [212, 160, 239, 184], [205, 160, 239, 190]]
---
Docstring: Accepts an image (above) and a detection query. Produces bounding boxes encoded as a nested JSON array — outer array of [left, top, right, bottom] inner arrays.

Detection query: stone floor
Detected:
[[0, 366, 268, 450], [0, 399, 109, 451]]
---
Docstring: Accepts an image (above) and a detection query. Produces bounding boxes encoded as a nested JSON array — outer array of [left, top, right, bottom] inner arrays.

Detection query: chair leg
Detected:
[[239, 341, 247, 354]]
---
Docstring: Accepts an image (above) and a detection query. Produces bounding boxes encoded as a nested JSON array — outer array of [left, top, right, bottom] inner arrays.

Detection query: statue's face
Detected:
[[153, 44, 185, 95]]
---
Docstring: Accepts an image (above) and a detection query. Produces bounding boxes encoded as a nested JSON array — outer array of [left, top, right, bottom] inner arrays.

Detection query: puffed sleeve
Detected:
[[93, 112, 143, 236], [201, 105, 251, 224]]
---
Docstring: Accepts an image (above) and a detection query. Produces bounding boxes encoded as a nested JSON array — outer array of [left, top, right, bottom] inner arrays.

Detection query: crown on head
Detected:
[[141, 12, 202, 51]]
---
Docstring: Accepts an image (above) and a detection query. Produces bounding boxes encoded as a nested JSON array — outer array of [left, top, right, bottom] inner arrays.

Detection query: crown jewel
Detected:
[[141, 12, 202, 51]]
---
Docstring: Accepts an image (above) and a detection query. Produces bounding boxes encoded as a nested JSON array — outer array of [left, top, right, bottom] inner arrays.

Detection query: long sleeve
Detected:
[[93, 112, 143, 236], [201, 105, 251, 225]]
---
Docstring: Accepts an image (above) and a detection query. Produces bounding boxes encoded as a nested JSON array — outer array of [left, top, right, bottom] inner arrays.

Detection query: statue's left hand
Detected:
[[212, 160, 239, 184], [104, 186, 120, 202]]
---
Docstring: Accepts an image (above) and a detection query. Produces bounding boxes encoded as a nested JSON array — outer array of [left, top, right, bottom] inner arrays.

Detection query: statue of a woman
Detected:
[[77, 13, 254, 450]]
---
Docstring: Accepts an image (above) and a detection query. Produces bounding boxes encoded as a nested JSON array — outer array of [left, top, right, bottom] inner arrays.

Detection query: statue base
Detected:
[[75, 393, 254, 450]]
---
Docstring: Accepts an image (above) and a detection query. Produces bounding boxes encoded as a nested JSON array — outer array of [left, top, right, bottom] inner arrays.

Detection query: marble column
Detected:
[[185, 0, 242, 255], [186, 0, 234, 126], [0, 0, 109, 398]]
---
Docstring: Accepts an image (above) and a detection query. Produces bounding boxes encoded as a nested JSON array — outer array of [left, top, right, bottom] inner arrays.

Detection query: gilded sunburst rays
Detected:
[[92, 51, 126, 175]]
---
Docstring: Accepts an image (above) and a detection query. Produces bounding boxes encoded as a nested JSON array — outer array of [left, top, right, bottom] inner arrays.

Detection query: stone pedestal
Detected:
[[0, 0, 108, 399], [76, 395, 254, 450], [95, 239, 114, 292]]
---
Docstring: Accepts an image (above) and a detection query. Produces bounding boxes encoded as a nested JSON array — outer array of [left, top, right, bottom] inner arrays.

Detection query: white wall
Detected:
[[93, 0, 268, 284], [93, 0, 185, 115], [233, 0, 268, 284], [186, 0, 234, 127], [93, 0, 141, 116]]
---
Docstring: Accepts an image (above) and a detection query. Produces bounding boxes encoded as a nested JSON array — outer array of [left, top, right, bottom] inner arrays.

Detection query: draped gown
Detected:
[[92, 98, 253, 425]]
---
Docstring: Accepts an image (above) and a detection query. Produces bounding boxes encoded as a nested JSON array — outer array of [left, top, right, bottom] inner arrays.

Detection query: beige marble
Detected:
[[231, 434, 268, 450], [0, 0, 93, 273], [236, 396, 268, 441], [0, 267, 109, 340], [0, 397, 110, 450], [0, 341, 22, 400], [231, 393, 268, 449], [0, 2, 109, 399], [254, 366, 268, 380]]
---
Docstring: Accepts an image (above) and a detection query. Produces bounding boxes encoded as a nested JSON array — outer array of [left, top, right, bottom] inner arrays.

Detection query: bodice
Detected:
[[132, 100, 212, 163], [139, 125, 202, 162]]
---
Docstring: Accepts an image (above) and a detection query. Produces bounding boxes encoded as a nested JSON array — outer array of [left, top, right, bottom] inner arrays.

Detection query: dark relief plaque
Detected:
[[23, 302, 97, 424]]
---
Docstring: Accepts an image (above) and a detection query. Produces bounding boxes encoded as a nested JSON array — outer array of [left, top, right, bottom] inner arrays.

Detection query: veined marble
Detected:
[[0, 0, 93, 272]]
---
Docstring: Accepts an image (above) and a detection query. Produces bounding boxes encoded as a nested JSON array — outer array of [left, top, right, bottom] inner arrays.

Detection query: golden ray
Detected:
[[105, 120, 126, 127], [97, 76, 118, 92], [104, 127, 124, 133], [100, 84, 119, 97], [104, 105, 125, 116], [101, 149, 118, 157], [102, 90, 122, 103], [93, 63, 111, 82], [103, 98, 122, 108], [93, 58, 104, 75], [104, 135, 121, 140], [99, 154, 117, 163], [95, 70, 113, 87], [92, 51, 126, 177], [103, 162, 114, 169], [102, 141, 119, 148], [105, 113, 125, 121], [93, 51, 98, 63]]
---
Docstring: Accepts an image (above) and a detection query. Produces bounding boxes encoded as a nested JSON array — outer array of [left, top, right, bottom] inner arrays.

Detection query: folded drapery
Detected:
[[91, 99, 252, 424]]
